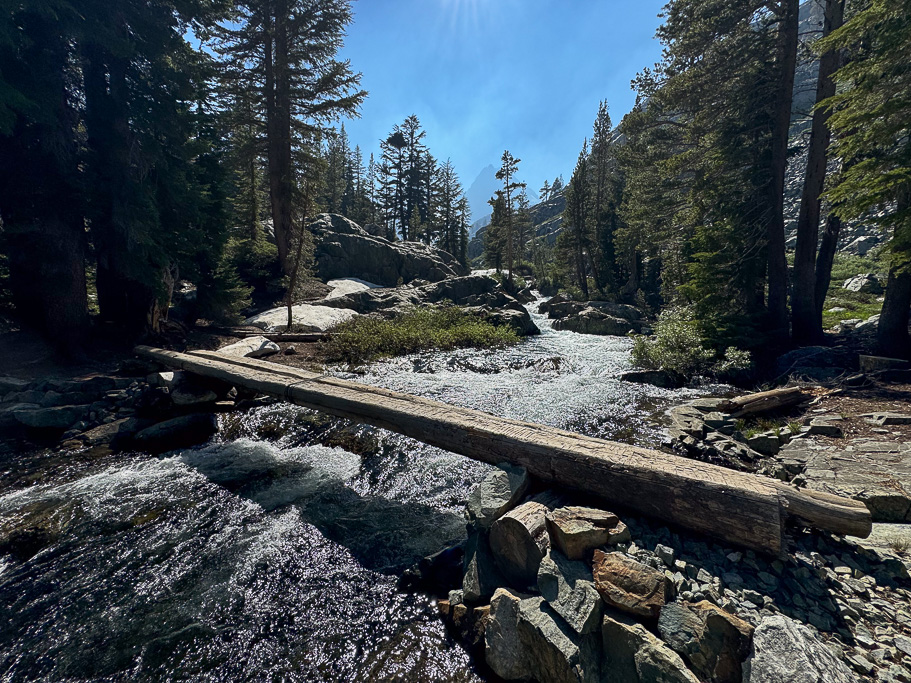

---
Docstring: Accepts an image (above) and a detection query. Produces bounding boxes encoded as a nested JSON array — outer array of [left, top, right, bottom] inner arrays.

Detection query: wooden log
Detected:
[[489, 496, 554, 589], [134, 346, 872, 554], [717, 387, 807, 417]]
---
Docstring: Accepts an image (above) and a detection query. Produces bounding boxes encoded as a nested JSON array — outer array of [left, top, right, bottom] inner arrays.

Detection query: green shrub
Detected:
[[323, 305, 520, 363], [630, 306, 752, 378]]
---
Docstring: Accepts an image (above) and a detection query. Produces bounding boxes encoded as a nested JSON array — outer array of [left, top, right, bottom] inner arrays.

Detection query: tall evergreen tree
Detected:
[[0, 0, 89, 348], [820, 0, 911, 358], [213, 0, 366, 272], [496, 150, 525, 286]]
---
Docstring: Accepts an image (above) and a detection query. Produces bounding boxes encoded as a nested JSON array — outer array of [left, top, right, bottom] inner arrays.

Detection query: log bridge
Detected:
[[135, 346, 872, 555]]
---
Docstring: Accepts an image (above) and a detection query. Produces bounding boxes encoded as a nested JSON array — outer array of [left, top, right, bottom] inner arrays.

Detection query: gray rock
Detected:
[[602, 612, 700, 683], [466, 463, 530, 529], [244, 304, 358, 334], [658, 601, 754, 683], [13, 404, 90, 430], [517, 596, 601, 683], [132, 414, 218, 454], [552, 307, 638, 336], [170, 385, 218, 407], [319, 274, 540, 336], [463, 529, 506, 603], [310, 213, 467, 286], [863, 413, 911, 427], [807, 418, 844, 437], [620, 369, 684, 389], [538, 550, 603, 635], [217, 335, 281, 358], [486, 588, 531, 680], [747, 432, 781, 456], [490, 495, 557, 589], [859, 355, 910, 373], [744, 614, 858, 683], [0, 376, 29, 394], [843, 274, 883, 294]]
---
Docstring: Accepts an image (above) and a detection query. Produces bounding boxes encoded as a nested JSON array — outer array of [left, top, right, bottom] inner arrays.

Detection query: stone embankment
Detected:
[[665, 390, 911, 524], [414, 460, 911, 683]]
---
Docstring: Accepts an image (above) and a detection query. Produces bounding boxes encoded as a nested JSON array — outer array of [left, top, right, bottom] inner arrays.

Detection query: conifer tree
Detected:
[[820, 0, 911, 358], [496, 150, 525, 286], [539, 179, 551, 202], [213, 0, 366, 272]]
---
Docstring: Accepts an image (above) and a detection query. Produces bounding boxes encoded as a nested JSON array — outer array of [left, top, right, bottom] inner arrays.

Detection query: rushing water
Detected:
[[0, 300, 711, 682]]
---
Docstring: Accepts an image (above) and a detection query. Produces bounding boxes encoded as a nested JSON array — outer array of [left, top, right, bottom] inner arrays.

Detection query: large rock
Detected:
[[592, 550, 671, 619], [244, 303, 358, 334], [744, 614, 857, 683], [486, 588, 531, 680], [602, 612, 700, 683], [463, 528, 506, 603], [842, 273, 882, 294], [466, 463, 530, 529], [325, 277, 380, 299], [619, 369, 684, 389], [658, 601, 754, 683], [132, 414, 218, 454], [553, 307, 640, 336], [217, 336, 280, 358], [318, 274, 540, 336], [309, 213, 467, 286], [490, 494, 558, 589], [775, 346, 854, 381], [537, 550, 602, 635], [545, 506, 628, 560], [517, 596, 601, 683], [13, 404, 90, 430]]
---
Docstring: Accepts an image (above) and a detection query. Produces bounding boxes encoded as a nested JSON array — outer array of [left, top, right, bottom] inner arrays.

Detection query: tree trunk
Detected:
[[813, 212, 842, 323], [265, 7, 293, 272], [791, 0, 845, 345], [766, 0, 800, 344], [878, 263, 911, 360], [1, 23, 89, 351]]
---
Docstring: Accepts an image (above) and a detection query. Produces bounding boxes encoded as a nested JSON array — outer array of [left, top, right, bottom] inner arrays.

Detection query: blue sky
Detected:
[[338, 0, 667, 212]]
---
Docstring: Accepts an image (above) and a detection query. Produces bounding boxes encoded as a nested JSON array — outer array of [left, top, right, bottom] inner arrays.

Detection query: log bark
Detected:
[[489, 498, 553, 589], [134, 346, 872, 554], [716, 387, 807, 417]]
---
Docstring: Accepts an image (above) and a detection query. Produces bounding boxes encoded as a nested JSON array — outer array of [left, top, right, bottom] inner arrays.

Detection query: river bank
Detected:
[[1, 294, 909, 682]]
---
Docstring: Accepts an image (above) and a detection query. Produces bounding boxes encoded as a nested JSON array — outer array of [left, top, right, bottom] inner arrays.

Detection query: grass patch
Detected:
[[322, 305, 519, 363], [821, 288, 882, 329]]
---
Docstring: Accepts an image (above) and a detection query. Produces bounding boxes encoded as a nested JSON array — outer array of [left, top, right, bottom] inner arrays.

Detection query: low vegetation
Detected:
[[630, 306, 752, 379], [820, 252, 886, 329], [322, 306, 519, 363]]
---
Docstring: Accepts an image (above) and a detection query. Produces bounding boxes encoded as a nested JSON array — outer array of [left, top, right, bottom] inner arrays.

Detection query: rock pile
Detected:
[[539, 295, 647, 336], [0, 366, 232, 454], [425, 463, 911, 683]]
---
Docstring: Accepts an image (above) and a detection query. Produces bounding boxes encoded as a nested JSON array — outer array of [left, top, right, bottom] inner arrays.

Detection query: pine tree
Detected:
[[539, 179, 551, 202], [820, 0, 911, 358], [484, 193, 507, 271], [0, 0, 89, 348], [496, 150, 525, 286], [561, 142, 591, 298], [213, 0, 366, 272]]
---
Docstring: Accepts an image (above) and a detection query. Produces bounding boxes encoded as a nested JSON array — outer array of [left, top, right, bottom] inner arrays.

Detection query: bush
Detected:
[[630, 306, 752, 378], [323, 305, 520, 363]]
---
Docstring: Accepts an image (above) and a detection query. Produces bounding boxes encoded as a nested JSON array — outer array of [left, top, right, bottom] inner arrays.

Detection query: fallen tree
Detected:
[[135, 346, 871, 555]]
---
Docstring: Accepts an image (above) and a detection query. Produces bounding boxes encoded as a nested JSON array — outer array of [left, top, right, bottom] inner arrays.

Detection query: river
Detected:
[[0, 299, 712, 682]]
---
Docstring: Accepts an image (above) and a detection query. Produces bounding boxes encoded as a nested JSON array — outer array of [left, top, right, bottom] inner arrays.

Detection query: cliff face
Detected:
[[467, 191, 566, 262]]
